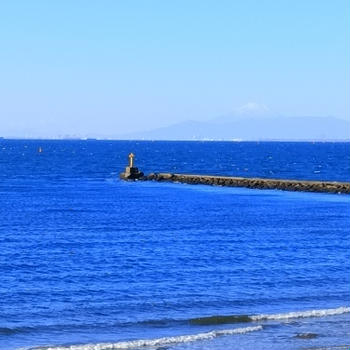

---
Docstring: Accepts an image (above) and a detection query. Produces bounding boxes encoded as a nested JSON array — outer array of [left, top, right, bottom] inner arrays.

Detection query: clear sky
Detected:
[[0, 0, 349, 138]]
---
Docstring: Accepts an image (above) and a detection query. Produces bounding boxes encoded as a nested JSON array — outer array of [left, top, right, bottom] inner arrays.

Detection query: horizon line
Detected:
[[1, 137, 350, 143]]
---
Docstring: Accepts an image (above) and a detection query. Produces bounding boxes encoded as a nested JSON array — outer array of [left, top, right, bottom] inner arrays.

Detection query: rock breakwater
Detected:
[[144, 173, 350, 194]]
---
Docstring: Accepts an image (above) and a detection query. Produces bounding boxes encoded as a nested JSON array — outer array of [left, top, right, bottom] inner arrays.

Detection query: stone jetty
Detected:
[[119, 154, 350, 194], [144, 173, 350, 194]]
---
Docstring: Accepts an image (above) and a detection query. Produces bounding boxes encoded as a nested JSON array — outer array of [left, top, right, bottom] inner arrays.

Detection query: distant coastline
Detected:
[[1, 116, 349, 142], [1, 137, 350, 142]]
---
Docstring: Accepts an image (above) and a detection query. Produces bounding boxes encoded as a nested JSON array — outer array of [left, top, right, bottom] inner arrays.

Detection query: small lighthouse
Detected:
[[128, 153, 135, 167], [120, 153, 144, 180]]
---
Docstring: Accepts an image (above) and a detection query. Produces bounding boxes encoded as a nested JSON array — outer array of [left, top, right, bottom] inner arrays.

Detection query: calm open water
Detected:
[[0, 140, 349, 350]]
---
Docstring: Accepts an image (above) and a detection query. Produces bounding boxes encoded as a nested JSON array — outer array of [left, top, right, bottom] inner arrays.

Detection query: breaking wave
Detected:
[[20, 307, 350, 350], [190, 306, 350, 325], [251, 306, 350, 321], [32, 325, 263, 350]]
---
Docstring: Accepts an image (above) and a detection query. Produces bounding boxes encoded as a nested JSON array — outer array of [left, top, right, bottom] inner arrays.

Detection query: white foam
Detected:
[[251, 306, 350, 321], [38, 325, 263, 350], [31, 307, 350, 350]]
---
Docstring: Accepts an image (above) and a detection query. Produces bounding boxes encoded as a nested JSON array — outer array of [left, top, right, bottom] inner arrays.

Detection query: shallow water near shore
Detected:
[[0, 140, 349, 350]]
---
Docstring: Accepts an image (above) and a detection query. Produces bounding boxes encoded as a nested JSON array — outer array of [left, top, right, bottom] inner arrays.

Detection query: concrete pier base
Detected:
[[120, 166, 144, 180]]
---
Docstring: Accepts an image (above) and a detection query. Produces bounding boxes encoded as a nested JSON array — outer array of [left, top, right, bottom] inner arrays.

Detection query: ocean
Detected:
[[0, 140, 349, 350]]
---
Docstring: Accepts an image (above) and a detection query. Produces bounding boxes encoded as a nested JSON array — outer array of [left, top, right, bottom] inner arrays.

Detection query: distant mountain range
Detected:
[[120, 115, 350, 141]]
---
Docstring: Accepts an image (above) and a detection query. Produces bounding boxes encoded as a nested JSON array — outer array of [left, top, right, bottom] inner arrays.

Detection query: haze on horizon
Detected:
[[0, 0, 349, 139]]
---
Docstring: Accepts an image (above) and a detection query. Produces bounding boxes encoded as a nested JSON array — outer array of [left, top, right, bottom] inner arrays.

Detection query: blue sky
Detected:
[[0, 0, 349, 137]]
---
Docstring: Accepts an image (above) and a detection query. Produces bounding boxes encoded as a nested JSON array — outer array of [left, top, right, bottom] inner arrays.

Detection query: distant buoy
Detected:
[[38, 147, 42, 153]]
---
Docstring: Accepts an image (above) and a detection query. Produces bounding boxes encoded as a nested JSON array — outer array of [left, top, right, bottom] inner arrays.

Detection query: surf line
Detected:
[[32, 325, 263, 350], [189, 306, 350, 325], [119, 153, 350, 194]]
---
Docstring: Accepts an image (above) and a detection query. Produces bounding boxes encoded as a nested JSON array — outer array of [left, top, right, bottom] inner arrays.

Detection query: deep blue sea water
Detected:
[[0, 140, 349, 350]]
